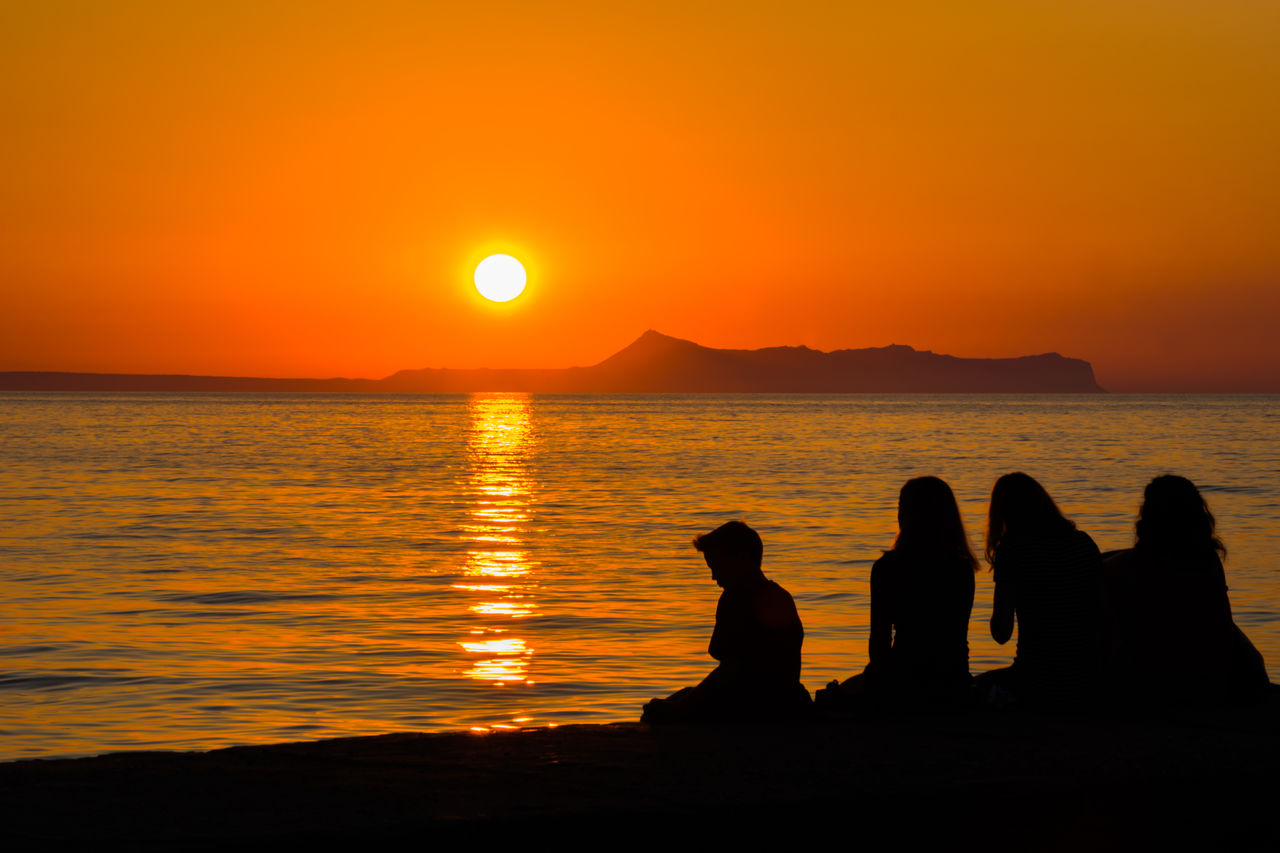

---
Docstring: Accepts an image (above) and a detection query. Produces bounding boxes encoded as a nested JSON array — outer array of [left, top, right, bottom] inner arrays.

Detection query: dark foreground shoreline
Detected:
[[3, 692, 1278, 849]]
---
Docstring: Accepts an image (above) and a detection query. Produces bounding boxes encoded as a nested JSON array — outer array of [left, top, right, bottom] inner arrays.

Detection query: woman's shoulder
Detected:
[[1003, 526, 1097, 552], [1103, 547, 1137, 569], [994, 528, 1095, 577], [1102, 547, 1140, 595], [872, 548, 944, 573], [872, 549, 902, 569], [875, 547, 972, 575], [1070, 528, 1102, 557], [992, 534, 1028, 564], [870, 551, 896, 591], [1120, 545, 1227, 587]]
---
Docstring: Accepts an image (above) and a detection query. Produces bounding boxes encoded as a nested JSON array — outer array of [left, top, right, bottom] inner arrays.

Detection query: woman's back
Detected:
[[995, 528, 1104, 701], [872, 548, 974, 687], [818, 475, 977, 711], [1105, 548, 1257, 702]]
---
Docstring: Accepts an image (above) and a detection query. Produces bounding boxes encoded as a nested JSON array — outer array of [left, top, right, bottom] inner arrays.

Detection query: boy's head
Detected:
[[693, 520, 764, 588]]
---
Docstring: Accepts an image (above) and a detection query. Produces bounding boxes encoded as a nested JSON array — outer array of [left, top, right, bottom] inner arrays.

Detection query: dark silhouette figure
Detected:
[[817, 477, 977, 711], [1104, 475, 1270, 705], [977, 473, 1104, 709], [642, 520, 810, 723]]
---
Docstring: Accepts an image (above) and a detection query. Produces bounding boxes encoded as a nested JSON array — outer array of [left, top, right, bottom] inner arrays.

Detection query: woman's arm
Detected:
[[990, 580, 1015, 645], [868, 558, 892, 665]]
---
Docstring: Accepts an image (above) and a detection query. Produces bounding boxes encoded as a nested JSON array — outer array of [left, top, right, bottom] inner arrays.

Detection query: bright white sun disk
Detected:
[[474, 254, 527, 302]]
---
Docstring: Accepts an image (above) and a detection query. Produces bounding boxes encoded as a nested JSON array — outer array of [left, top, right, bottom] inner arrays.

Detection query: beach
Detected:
[[4, 691, 1277, 848]]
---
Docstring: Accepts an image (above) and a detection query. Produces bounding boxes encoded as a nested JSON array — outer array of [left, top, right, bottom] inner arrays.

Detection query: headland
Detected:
[[0, 330, 1104, 393]]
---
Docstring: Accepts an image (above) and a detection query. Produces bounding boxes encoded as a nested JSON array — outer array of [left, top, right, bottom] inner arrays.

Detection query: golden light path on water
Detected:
[[455, 394, 541, 729]]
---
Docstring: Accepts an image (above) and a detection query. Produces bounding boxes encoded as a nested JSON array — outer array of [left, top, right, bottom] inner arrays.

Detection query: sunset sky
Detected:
[[3, 2, 1278, 391]]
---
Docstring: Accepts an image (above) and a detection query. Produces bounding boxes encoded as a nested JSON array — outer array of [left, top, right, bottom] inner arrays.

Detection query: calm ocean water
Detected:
[[1, 393, 1277, 759]]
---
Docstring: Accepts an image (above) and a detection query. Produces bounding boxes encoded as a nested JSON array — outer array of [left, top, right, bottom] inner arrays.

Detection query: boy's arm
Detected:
[[708, 592, 729, 661]]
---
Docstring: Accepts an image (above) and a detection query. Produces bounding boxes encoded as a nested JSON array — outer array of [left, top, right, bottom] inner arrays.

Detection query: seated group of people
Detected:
[[641, 474, 1271, 723]]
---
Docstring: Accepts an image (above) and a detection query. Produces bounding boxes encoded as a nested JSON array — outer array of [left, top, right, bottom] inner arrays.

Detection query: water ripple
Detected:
[[1, 392, 1278, 759]]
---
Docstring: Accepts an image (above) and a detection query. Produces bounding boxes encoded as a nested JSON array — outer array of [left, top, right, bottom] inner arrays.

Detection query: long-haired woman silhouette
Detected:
[[819, 476, 976, 710], [979, 472, 1104, 709], [1105, 475, 1269, 704]]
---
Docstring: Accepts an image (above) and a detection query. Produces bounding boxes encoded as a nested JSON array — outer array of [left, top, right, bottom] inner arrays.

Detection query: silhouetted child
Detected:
[[642, 520, 810, 722]]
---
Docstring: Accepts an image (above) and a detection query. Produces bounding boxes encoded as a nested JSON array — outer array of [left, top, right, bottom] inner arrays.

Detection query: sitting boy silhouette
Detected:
[[642, 520, 811, 722]]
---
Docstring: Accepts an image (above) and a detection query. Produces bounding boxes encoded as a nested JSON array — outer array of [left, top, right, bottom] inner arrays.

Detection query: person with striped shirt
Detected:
[[978, 472, 1105, 709]]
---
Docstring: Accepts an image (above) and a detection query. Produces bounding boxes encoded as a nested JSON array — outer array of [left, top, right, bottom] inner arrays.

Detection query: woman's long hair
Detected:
[[1134, 474, 1226, 562], [893, 476, 979, 572], [984, 472, 1075, 565]]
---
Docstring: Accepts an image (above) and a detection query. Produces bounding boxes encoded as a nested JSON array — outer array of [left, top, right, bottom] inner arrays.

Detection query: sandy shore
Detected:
[[3, 693, 1278, 848]]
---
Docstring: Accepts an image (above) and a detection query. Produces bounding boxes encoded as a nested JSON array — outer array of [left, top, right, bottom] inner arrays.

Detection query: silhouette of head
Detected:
[[985, 472, 1075, 564], [1135, 474, 1226, 561], [693, 520, 764, 589], [894, 476, 978, 571]]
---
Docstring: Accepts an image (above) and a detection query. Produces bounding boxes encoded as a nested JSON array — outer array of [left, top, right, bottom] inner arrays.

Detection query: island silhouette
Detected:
[[0, 330, 1104, 393]]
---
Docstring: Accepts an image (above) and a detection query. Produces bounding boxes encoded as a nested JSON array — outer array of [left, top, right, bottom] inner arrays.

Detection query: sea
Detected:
[[1, 393, 1277, 760]]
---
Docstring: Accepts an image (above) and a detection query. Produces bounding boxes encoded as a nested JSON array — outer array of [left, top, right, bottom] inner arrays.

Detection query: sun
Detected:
[[474, 254, 527, 302]]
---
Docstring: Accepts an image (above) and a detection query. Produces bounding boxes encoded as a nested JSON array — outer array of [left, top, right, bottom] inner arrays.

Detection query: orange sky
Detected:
[[2, 2, 1278, 391]]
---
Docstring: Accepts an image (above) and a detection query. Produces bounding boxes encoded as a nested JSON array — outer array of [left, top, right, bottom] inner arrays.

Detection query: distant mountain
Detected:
[[0, 330, 1104, 393]]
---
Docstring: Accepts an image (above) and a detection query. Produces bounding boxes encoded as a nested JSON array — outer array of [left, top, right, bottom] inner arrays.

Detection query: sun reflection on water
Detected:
[[455, 393, 539, 696]]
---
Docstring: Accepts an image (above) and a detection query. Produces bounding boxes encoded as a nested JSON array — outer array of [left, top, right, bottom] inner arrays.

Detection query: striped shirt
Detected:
[[994, 529, 1105, 700]]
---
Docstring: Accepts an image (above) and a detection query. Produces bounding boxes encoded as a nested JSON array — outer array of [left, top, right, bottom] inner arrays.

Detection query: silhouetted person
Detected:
[[977, 473, 1104, 709], [642, 520, 810, 723], [817, 477, 976, 711], [1105, 475, 1270, 705]]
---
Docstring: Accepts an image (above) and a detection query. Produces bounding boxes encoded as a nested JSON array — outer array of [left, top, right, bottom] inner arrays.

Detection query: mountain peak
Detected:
[[593, 329, 704, 372], [634, 329, 695, 347]]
